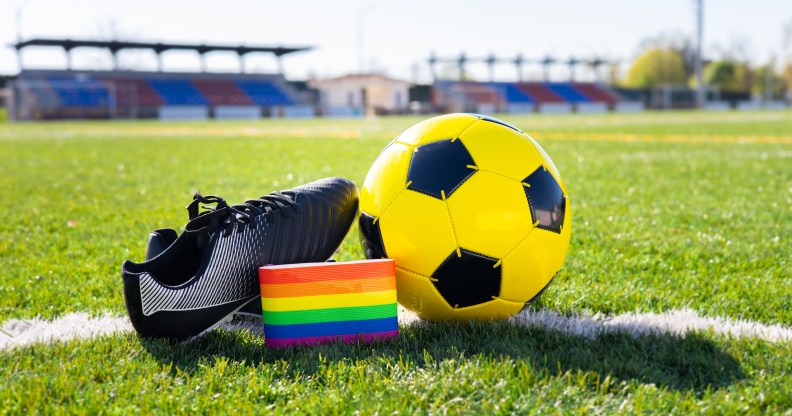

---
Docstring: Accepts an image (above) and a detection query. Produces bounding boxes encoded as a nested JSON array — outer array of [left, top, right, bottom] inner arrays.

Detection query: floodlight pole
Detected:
[[16, 0, 33, 43], [486, 54, 496, 82], [694, 0, 705, 108], [15, 5, 22, 43], [428, 51, 437, 83], [514, 54, 524, 82], [542, 62, 551, 82], [15, 0, 34, 70], [764, 56, 774, 103], [200, 53, 208, 73], [357, 4, 374, 74]]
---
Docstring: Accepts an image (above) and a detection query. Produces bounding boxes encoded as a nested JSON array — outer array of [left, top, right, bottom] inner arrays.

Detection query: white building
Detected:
[[310, 74, 411, 116]]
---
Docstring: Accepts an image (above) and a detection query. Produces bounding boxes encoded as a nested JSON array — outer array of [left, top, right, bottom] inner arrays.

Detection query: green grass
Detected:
[[1, 111, 791, 413]]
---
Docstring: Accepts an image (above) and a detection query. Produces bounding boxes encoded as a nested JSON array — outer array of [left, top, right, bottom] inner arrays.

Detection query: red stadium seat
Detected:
[[514, 83, 565, 104], [570, 83, 621, 105], [103, 78, 164, 106], [191, 79, 253, 106]]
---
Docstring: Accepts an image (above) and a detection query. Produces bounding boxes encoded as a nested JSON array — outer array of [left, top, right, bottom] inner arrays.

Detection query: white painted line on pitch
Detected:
[[507, 308, 792, 343], [0, 313, 133, 351], [2, 308, 791, 351]]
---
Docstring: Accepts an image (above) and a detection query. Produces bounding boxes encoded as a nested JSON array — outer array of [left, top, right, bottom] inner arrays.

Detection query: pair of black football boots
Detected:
[[121, 178, 360, 340]]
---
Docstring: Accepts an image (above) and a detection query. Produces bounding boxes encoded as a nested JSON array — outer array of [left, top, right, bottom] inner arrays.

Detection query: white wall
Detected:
[[214, 105, 260, 119], [506, 103, 535, 114], [314, 77, 409, 112], [614, 102, 645, 113], [576, 103, 608, 113], [539, 103, 572, 114], [158, 105, 208, 120]]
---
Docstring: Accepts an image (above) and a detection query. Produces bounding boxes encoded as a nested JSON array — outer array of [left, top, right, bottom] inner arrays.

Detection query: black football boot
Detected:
[[121, 177, 359, 340]]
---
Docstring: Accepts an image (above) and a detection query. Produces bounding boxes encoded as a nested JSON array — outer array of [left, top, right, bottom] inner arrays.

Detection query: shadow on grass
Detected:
[[141, 314, 745, 394]]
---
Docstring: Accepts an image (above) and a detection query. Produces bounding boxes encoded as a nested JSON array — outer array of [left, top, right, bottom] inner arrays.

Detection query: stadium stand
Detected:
[[192, 80, 253, 106], [19, 82, 61, 113], [147, 79, 209, 106], [452, 82, 504, 104], [514, 83, 565, 104], [235, 80, 294, 106], [431, 81, 502, 113], [491, 83, 534, 104], [47, 78, 111, 107], [432, 81, 625, 113], [109, 78, 164, 107], [12, 70, 307, 120], [570, 83, 620, 105], [543, 82, 590, 103], [8, 38, 315, 120]]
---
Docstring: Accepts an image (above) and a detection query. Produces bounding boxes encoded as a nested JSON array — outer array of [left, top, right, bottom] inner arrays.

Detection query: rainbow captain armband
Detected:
[[259, 259, 398, 348]]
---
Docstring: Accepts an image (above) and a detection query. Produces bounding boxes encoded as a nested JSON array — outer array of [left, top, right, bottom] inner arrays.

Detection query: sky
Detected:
[[1, 0, 790, 83]]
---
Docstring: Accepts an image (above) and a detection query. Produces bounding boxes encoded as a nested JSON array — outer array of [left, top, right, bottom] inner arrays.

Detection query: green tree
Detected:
[[783, 62, 792, 98], [752, 64, 784, 100], [624, 48, 687, 88], [702, 60, 750, 92], [636, 33, 696, 78]]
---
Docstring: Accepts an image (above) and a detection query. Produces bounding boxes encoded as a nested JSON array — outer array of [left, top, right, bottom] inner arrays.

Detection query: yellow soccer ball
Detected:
[[359, 113, 571, 321]]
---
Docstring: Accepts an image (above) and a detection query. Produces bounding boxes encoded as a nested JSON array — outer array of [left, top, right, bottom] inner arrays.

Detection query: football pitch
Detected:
[[1, 111, 791, 413]]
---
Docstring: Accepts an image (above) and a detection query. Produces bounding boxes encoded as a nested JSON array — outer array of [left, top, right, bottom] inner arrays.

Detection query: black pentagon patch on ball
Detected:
[[407, 139, 476, 199], [471, 114, 522, 133], [358, 212, 387, 259], [432, 249, 502, 308], [523, 166, 566, 233]]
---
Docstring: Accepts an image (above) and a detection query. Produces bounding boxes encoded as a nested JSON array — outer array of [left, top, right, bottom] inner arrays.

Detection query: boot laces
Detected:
[[187, 191, 301, 237]]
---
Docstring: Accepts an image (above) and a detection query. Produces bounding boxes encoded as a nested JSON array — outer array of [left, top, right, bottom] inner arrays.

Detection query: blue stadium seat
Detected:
[[490, 83, 535, 103], [544, 83, 590, 103], [147, 79, 209, 105], [48, 78, 111, 107], [235, 80, 294, 105]]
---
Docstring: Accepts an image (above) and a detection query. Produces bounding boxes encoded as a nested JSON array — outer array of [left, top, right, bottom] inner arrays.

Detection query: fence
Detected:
[[9, 79, 142, 121]]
